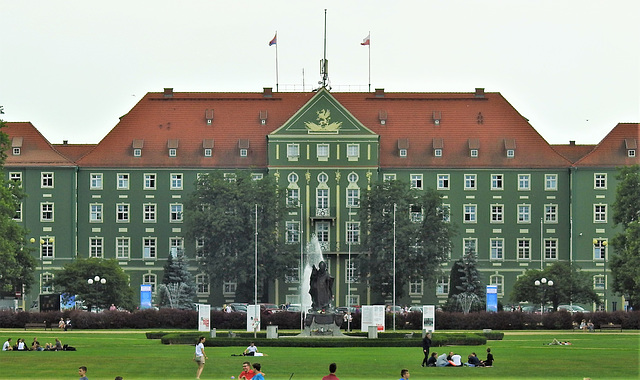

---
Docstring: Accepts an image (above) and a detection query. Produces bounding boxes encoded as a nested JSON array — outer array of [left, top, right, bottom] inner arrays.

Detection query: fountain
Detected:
[[298, 235, 344, 336]]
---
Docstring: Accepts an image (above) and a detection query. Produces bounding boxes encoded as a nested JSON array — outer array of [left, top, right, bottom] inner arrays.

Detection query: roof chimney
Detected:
[[375, 88, 385, 98], [63, 140, 68, 145], [474, 88, 485, 98], [163, 88, 174, 98], [569, 140, 576, 146], [263, 87, 273, 98]]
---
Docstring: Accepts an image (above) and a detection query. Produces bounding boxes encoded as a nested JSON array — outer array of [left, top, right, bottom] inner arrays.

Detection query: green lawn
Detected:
[[0, 329, 638, 379]]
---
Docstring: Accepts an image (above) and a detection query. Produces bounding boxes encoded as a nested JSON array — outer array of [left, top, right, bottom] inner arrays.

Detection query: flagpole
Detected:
[[368, 30, 371, 92], [275, 31, 279, 92]]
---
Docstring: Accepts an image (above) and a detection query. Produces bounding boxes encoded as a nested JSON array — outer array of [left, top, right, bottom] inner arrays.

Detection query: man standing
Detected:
[[421, 333, 432, 366], [2, 338, 13, 351], [399, 368, 410, 379], [78, 366, 88, 380], [322, 363, 339, 380], [239, 361, 255, 380]]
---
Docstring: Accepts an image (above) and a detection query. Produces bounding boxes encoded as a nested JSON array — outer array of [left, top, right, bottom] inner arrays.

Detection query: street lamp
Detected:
[[87, 276, 107, 312], [534, 277, 554, 313], [593, 239, 608, 311]]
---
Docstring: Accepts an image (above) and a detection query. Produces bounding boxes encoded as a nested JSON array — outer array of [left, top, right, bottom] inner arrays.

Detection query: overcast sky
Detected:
[[1, 0, 638, 145]]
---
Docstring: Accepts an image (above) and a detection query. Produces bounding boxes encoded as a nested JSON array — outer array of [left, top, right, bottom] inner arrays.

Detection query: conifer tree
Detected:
[[158, 253, 197, 310]]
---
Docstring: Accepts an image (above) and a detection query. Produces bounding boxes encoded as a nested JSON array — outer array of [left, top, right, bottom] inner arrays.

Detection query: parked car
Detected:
[[285, 304, 301, 312], [260, 303, 281, 314], [229, 303, 248, 313], [336, 306, 359, 314], [558, 305, 588, 313], [409, 306, 424, 313]]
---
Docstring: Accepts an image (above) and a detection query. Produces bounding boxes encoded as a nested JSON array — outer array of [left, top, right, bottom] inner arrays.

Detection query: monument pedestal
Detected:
[[298, 312, 344, 337]]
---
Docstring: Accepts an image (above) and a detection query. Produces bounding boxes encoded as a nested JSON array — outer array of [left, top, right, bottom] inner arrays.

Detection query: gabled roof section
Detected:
[[3, 122, 76, 167], [270, 88, 377, 137], [53, 143, 97, 162], [551, 142, 595, 163], [574, 123, 640, 167]]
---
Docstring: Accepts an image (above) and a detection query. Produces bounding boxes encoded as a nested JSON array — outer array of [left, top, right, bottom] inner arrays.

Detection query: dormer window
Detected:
[[169, 149, 176, 157], [167, 139, 179, 157], [259, 110, 268, 125], [205, 109, 214, 125], [203, 139, 214, 157], [11, 137, 23, 156], [433, 138, 443, 157], [468, 138, 480, 158], [432, 111, 442, 125], [132, 139, 144, 157], [398, 138, 409, 158], [238, 139, 249, 157], [378, 110, 388, 125], [625, 139, 637, 157], [504, 139, 516, 158]]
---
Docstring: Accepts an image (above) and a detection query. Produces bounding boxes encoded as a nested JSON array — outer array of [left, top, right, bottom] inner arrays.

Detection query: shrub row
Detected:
[[159, 331, 488, 347], [1, 309, 638, 330]]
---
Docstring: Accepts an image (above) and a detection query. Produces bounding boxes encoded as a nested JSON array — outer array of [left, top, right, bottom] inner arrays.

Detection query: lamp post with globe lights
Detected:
[[535, 277, 554, 313], [86, 276, 107, 312]]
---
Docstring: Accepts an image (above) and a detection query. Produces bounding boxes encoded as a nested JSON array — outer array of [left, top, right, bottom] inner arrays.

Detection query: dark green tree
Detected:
[[52, 258, 135, 311], [0, 120, 37, 294], [158, 253, 197, 309], [359, 180, 455, 300], [185, 172, 297, 303], [610, 164, 640, 309], [510, 262, 600, 310], [448, 247, 484, 312]]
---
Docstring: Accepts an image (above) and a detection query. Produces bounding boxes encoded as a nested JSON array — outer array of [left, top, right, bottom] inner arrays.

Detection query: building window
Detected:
[[491, 204, 504, 223], [490, 238, 504, 260], [196, 274, 210, 294], [144, 173, 156, 190], [346, 259, 359, 283], [168, 148, 177, 157], [348, 172, 358, 183], [409, 280, 423, 295], [170, 173, 183, 190], [9, 172, 22, 184], [117, 173, 129, 190], [90, 237, 103, 258], [440, 203, 451, 223], [204, 148, 212, 157], [224, 173, 237, 182], [144, 203, 156, 223], [464, 174, 476, 190], [517, 239, 531, 260], [464, 204, 477, 223], [437, 174, 450, 190], [12, 147, 20, 155], [410, 204, 424, 223], [170, 203, 183, 223], [196, 238, 206, 259], [434, 148, 442, 157], [13, 203, 22, 221], [346, 188, 360, 207], [287, 144, 299, 160], [287, 188, 299, 207], [41, 202, 54, 222], [143, 238, 156, 259], [116, 203, 129, 223], [41, 172, 54, 188], [399, 149, 407, 157], [383, 174, 396, 181], [143, 274, 156, 293], [316, 188, 329, 209], [594, 275, 605, 290], [346, 222, 360, 244], [318, 172, 328, 183], [285, 221, 300, 244], [594, 239, 607, 260], [288, 172, 299, 183], [133, 148, 142, 157], [169, 237, 184, 257], [285, 266, 300, 284], [436, 277, 449, 295], [41, 273, 54, 293], [594, 173, 607, 189], [594, 204, 607, 223], [347, 144, 360, 160], [317, 144, 329, 160], [463, 238, 477, 256], [223, 280, 237, 294], [518, 174, 530, 190], [41, 237, 54, 259], [116, 237, 130, 259], [491, 174, 504, 190], [506, 149, 515, 158], [470, 149, 479, 157], [545, 204, 558, 223], [239, 148, 248, 157], [90, 203, 103, 223], [490, 275, 504, 295], [628, 149, 636, 157], [90, 173, 103, 189], [545, 239, 558, 260], [545, 174, 558, 190], [410, 174, 423, 189], [518, 204, 531, 223], [252, 173, 263, 181], [316, 221, 330, 249]]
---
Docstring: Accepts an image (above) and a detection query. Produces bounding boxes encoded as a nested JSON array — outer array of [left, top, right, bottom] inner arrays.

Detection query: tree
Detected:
[[0, 120, 37, 294], [185, 172, 297, 303], [52, 258, 135, 311], [610, 165, 640, 309], [359, 180, 455, 300], [510, 262, 600, 310], [447, 247, 484, 312], [158, 253, 196, 309]]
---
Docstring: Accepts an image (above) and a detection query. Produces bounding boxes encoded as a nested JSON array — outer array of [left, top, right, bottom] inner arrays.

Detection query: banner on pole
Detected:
[[422, 305, 436, 332], [140, 285, 152, 309], [197, 304, 211, 332], [247, 305, 261, 332], [486, 285, 498, 312]]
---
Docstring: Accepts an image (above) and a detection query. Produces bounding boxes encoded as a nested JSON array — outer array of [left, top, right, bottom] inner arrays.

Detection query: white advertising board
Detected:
[[422, 305, 436, 332], [361, 305, 385, 332], [246, 305, 261, 332]]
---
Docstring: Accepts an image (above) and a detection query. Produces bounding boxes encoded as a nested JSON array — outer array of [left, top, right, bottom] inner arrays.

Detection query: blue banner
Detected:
[[486, 285, 498, 312], [140, 285, 152, 309]]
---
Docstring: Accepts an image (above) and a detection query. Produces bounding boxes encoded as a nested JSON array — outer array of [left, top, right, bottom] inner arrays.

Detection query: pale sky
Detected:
[[1, 0, 638, 145]]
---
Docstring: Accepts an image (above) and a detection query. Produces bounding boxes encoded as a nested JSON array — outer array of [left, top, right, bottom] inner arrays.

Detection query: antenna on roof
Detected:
[[317, 9, 331, 91]]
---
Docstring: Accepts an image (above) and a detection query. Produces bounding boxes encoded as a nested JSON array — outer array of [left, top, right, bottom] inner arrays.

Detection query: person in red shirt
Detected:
[[239, 361, 255, 380], [322, 363, 339, 380]]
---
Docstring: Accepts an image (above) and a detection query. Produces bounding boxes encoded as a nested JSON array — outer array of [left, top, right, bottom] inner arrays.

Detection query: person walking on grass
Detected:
[[399, 368, 410, 379], [251, 363, 265, 380], [421, 333, 432, 367], [78, 366, 88, 380], [194, 336, 208, 379]]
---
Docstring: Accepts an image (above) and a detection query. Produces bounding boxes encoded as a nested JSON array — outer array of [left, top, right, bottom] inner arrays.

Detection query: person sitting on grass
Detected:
[[427, 352, 438, 367], [436, 352, 450, 367], [243, 342, 259, 356], [481, 348, 494, 367], [450, 352, 463, 367], [467, 352, 482, 367], [2, 338, 13, 351]]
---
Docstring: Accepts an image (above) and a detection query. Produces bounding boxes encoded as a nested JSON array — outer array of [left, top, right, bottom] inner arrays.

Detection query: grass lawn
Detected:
[[0, 329, 637, 379]]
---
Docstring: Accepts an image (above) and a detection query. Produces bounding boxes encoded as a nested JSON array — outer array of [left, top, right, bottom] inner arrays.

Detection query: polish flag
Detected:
[[361, 34, 370, 46]]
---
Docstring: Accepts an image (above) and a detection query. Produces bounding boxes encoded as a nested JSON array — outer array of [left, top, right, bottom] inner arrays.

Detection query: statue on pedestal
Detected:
[[309, 261, 334, 311]]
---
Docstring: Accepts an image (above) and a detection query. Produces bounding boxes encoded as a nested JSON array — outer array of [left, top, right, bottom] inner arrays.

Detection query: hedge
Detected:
[[1, 309, 638, 330]]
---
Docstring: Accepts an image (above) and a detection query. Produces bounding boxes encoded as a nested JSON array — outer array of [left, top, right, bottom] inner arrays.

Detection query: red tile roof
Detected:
[[71, 89, 573, 169], [551, 143, 595, 163], [3, 122, 76, 167], [53, 143, 96, 162], [574, 123, 640, 167]]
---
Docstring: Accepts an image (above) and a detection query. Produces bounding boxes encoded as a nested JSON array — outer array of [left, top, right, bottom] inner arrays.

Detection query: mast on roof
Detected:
[[316, 9, 330, 92]]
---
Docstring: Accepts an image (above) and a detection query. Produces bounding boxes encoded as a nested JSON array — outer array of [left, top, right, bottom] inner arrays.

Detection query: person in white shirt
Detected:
[[2, 338, 13, 351], [243, 342, 259, 356], [193, 336, 207, 379]]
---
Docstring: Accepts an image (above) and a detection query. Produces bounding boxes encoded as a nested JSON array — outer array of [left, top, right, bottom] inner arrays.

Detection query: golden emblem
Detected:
[[305, 109, 342, 133]]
